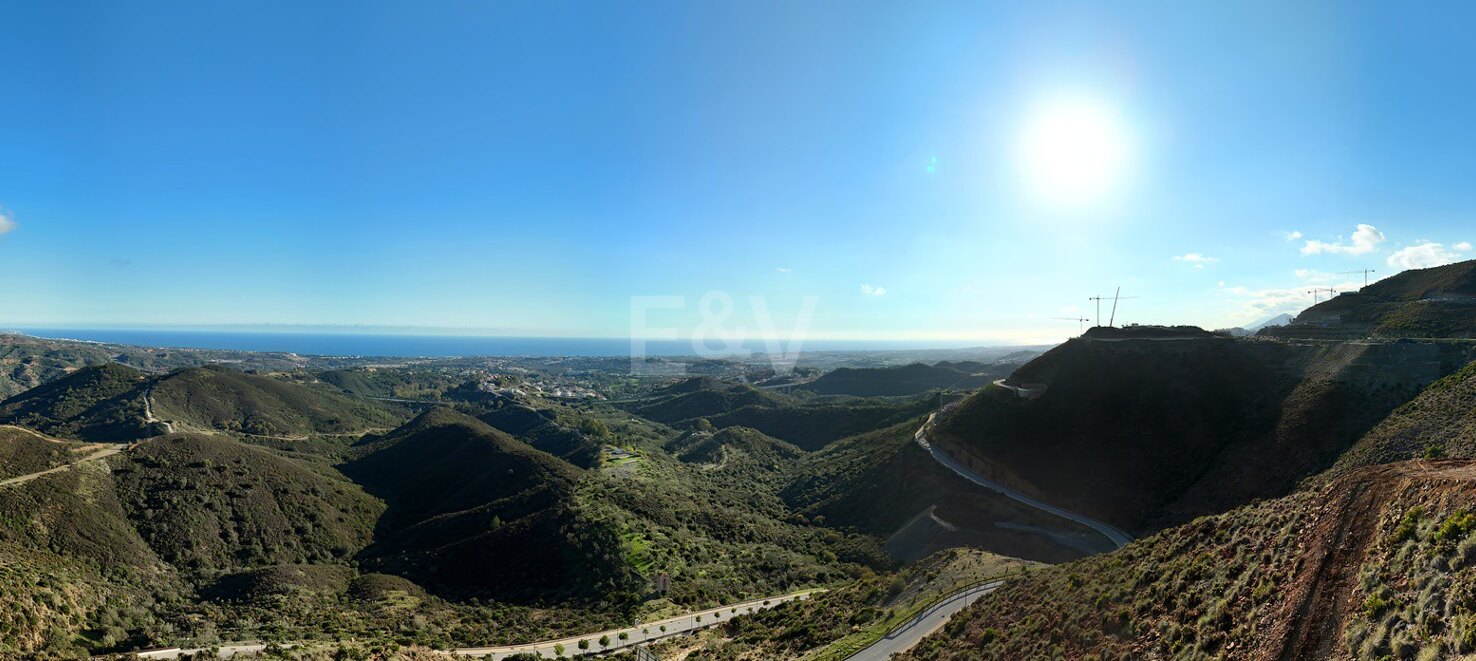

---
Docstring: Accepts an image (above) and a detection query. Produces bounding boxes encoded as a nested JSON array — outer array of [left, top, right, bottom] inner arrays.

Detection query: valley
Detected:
[[0, 262, 1475, 660]]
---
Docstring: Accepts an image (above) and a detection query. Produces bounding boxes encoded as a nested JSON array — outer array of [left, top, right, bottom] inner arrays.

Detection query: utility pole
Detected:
[[1338, 269, 1376, 288]]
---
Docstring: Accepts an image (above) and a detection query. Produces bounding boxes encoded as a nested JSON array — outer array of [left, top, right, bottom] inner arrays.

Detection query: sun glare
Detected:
[[1015, 95, 1133, 210]]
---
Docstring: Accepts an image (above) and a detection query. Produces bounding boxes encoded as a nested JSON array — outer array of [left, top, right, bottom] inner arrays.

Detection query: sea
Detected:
[[10, 328, 981, 359]]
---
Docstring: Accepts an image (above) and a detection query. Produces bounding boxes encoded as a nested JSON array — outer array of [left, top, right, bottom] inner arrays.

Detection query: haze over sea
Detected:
[[11, 328, 985, 359]]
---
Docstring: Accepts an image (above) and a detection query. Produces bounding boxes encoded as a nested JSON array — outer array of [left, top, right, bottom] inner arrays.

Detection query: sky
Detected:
[[3, 1, 1475, 345]]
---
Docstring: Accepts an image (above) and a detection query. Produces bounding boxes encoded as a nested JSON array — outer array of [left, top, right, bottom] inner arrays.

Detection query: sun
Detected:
[[1015, 95, 1133, 210]]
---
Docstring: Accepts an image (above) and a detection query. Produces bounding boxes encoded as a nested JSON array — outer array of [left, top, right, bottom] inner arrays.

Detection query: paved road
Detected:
[[130, 591, 816, 660], [452, 591, 816, 659], [844, 580, 1005, 661], [915, 414, 1132, 549]]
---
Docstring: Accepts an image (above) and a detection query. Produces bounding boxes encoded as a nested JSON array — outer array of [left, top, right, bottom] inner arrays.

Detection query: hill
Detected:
[[110, 433, 384, 571], [478, 402, 602, 468], [1326, 359, 1476, 477], [663, 426, 803, 465], [150, 365, 403, 437], [343, 409, 638, 602], [0, 425, 99, 480], [798, 361, 1011, 397], [904, 460, 1476, 660], [627, 378, 935, 451], [1263, 259, 1476, 339], [933, 334, 1476, 533], [782, 419, 1111, 564], [0, 363, 158, 441]]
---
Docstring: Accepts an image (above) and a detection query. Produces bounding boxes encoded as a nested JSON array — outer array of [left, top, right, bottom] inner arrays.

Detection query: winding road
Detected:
[[844, 580, 1005, 661], [914, 414, 1132, 549]]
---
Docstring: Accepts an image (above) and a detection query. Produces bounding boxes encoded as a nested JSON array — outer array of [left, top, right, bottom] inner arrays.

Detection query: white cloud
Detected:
[[0, 212, 14, 236], [1283, 230, 1303, 241], [1386, 241, 1469, 270], [1172, 253, 1219, 269], [859, 283, 888, 297], [1301, 224, 1385, 255], [775, 267, 791, 273]]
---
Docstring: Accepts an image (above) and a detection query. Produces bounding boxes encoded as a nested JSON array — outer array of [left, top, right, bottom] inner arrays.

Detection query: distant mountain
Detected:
[[1263, 258, 1476, 339], [1245, 312, 1294, 333]]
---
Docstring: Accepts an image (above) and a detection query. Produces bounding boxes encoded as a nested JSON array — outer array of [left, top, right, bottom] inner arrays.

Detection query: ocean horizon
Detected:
[[10, 327, 995, 359]]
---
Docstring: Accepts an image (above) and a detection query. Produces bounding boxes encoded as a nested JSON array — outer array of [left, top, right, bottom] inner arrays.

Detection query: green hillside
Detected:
[[110, 434, 384, 572], [151, 365, 404, 437], [934, 334, 1476, 533], [478, 402, 603, 467], [0, 363, 157, 441], [799, 361, 1008, 397], [628, 378, 935, 451], [0, 425, 94, 480], [342, 409, 638, 602]]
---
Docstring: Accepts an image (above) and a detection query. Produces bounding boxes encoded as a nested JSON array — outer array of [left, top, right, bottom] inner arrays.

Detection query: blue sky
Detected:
[[2, 1, 1474, 344]]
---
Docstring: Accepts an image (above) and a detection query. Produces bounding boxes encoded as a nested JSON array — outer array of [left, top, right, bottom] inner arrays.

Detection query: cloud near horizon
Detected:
[[1386, 241, 1471, 270], [1301, 223, 1385, 255], [859, 283, 887, 297], [0, 211, 15, 236]]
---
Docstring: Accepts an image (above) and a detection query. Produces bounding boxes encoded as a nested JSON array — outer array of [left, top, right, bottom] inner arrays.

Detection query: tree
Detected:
[[578, 640, 589, 651], [695, 418, 714, 432], [580, 418, 611, 438], [659, 625, 667, 633], [618, 632, 629, 641], [599, 634, 611, 648], [554, 643, 565, 657]]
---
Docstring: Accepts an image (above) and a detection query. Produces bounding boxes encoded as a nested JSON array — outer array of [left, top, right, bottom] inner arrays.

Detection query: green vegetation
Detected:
[[151, 366, 404, 437], [0, 425, 94, 480], [799, 361, 1014, 397], [0, 363, 157, 441]]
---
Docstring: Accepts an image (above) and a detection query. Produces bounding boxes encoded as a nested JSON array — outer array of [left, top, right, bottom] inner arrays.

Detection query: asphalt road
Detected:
[[131, 591, 817, 660], [452, 591, 816, 659], [844, 580, 1005, 661], [915, 414, 1132, 549]]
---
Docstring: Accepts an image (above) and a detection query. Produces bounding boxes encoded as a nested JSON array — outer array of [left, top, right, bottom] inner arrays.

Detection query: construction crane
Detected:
[[1053, 316, 1091, 334], [1307, 287, 1337, 304], [1088, 288, 1140, 327], [1338, 269, 1376, 288]]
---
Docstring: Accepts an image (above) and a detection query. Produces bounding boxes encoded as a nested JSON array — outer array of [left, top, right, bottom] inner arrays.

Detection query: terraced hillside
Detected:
[[933, 331, 1476, 533], [1263, 258, 1476, 339]]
